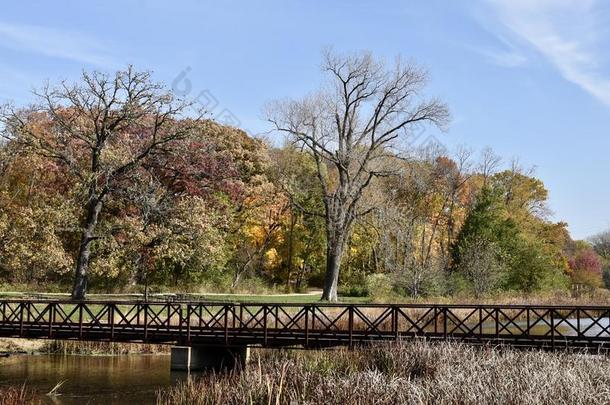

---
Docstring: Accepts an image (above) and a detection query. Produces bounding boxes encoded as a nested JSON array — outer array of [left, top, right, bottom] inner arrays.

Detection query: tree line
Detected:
[[0, 51, 607, 300]]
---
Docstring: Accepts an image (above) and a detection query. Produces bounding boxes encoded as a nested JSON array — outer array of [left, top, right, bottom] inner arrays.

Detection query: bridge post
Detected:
[[170, 346, 250, 371]]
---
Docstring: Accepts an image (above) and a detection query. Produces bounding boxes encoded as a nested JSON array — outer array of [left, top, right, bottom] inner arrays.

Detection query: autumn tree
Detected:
[[267, 50, 449, 301], [377, 159, 443, 297], [0, 141, 76, 283], [452, 168, 570, 295], [127, 121, 253, 289], [1, 67, 196, 298], [568, 242, 603, 289], [270, 146, 326, 290]]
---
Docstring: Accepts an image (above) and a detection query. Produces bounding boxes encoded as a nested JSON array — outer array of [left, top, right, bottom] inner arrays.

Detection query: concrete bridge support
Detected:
[[170, 345, 250, 371]]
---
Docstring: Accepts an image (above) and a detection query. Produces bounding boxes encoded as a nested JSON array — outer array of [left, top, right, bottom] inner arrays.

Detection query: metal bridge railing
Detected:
[[1, 300, 610, 349]]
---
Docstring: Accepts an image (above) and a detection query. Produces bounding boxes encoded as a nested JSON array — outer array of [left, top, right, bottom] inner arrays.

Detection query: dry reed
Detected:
[[156, 340, 610, 405], [0, 384, 40, 405], [40, 339, 170, 355]]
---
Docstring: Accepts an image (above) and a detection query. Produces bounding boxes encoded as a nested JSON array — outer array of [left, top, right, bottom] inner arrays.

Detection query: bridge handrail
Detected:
[[1, 299, 610, 311], [2, 299, 610, 351]]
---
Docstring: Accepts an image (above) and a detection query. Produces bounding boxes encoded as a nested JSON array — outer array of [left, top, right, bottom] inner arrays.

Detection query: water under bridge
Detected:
[[1, 300, 610, 369]]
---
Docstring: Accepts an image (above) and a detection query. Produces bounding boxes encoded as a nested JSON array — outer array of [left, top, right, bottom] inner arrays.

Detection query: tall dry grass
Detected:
[[156, 341, 610, 405], [376, 288, 610, 306], [0, 384, 40, 405], [40, 340, 170, 355]]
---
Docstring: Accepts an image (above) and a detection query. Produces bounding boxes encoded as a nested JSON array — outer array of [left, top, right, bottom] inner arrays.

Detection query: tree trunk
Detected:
[[71, 198, 103, 299], [372, 246, 379, 273], [321, 233, 344, 302], [285, 210, 296, 291]]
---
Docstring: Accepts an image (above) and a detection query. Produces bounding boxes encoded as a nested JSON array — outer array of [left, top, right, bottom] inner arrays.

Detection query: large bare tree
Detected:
[[267, 50, 449, 301], [0, 67, 196, 299]]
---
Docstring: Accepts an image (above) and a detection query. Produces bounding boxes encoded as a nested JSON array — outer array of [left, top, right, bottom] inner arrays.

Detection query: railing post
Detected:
[[239, 305, 243, 329], [199, 305, 203, 329], [188, 305, 192, 344], [478, 306, 483, 338], [348, 305, 354, 349], [495, 308, 499, 340], [393, 306, 399, 341], [550, 309, 555, 350], [167, 304, 171, 331], [443, 307, 448, 340], [177, 304, 182, 340], [224, 305, 229, 346], [263, 305, 268, 347], [576, 308, 581, 338], [19, 303, 24, 337], [304, 306, 309, 348], [78, 304, 83, 339], [143, 304, 148, 341], [48, 303, 54, 338], [110, 304, 115, 340]]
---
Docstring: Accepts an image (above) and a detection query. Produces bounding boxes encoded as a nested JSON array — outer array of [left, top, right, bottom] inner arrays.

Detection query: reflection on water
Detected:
[[0, 354, 182, 404]]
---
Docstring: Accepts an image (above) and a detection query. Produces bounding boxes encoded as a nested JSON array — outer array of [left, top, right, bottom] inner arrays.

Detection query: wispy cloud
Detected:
[[482, 0, 610, 107], [0, 21, 116, 67], [467, 44, 527, 68]]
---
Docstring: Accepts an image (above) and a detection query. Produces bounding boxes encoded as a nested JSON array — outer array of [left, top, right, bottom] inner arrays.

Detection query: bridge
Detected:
[[1, 300, 610, 369]]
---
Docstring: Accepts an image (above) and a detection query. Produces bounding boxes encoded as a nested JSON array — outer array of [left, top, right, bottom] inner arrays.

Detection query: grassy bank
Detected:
[[157, 341, 610, 405], [0, 338, 169, 355]]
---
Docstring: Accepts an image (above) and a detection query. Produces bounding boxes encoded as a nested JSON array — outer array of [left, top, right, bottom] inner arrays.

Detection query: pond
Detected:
[[0, 354, 182, 404]]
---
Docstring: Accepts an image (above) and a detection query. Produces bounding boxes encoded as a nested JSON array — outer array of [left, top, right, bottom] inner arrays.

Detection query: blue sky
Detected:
[[1, 0, 609, 239]]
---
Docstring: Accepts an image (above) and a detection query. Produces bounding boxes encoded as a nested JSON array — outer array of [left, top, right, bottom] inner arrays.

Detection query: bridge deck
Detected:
[[1, 300, 610, 350]]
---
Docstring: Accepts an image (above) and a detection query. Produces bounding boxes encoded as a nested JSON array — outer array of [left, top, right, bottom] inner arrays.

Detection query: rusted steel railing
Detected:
[[1, 300, 609, 350]]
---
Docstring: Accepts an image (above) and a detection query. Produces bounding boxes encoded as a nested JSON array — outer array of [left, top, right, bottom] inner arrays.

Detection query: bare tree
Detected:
[[378, 206, 439, 298], [442, 147, 474, 259], [590, 229, 610, 259], [458, 236, 505, 298], [376, 154, 464, 298], [0, 67, 196, 299], [267, 50, 449, 301], [478, 147, 502, 187]]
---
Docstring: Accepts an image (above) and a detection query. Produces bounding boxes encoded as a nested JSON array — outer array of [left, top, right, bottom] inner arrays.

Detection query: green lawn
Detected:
[[0, 291, 371, 304], [190, 293, 370, 304]]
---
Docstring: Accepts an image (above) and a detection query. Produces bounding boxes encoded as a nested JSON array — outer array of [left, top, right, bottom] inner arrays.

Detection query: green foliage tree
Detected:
[[452, 182, 569, 295], [451, 186, 513, 294]]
